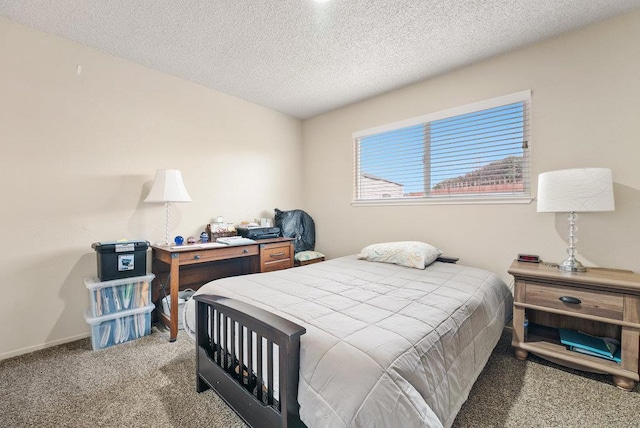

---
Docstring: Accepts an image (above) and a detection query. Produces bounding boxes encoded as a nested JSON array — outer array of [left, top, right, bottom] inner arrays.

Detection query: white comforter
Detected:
[[184, 256, 512, 428]]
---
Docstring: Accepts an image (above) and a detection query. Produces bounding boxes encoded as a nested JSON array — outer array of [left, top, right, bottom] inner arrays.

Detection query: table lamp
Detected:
[[144, 169, 192, 246], [537, 168, 614, 272]]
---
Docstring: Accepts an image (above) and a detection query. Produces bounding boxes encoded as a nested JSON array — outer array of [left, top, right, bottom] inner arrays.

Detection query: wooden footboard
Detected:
[[195, 295, 306, 428]]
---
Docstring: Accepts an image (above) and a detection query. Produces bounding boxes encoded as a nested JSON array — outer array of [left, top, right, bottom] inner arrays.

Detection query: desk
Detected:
[[152, 237, 294, 341]]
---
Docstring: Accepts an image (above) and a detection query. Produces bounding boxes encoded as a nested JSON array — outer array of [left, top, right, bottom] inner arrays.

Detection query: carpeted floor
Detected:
[[1, 326, 638, 427]]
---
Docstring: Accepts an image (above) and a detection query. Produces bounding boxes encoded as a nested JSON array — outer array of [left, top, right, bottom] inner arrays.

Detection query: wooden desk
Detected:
[[152, 237, 294, 341]]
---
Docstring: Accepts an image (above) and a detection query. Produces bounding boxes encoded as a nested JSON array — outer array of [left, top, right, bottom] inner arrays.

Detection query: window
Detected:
[[353, 91, 531, 205]]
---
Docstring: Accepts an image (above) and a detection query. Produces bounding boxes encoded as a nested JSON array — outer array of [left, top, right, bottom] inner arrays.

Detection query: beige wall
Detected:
[[302, 11, 640, 282], [0, 18, 303, 359]]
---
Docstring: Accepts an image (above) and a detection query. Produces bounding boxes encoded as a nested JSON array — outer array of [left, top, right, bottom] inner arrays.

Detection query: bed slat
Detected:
[[257, 333, 264, 402], [231, 319, 236, 377], [247, 328, 254, 392], [238, 324, 245, 386], [209, 308, 220, 364], [267, 339, 274, 405]]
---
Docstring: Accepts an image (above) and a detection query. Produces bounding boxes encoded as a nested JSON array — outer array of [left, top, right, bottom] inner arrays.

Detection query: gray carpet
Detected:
[[1, 326, 638, 427]]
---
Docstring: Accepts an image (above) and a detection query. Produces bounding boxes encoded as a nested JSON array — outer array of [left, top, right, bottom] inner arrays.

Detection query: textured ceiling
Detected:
[[2, 1, 640, 119]]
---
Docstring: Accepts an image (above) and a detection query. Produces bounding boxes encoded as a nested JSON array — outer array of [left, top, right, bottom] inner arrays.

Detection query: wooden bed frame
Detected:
[[194, 256, 458, 427], [195, 294, 306, 428]]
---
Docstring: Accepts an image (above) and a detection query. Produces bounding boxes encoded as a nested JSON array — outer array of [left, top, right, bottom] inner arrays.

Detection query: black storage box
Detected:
[[91, 241, 149, 281]]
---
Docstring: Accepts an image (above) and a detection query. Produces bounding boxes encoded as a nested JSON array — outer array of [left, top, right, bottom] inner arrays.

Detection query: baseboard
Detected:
[[0, 332, 90, 361]]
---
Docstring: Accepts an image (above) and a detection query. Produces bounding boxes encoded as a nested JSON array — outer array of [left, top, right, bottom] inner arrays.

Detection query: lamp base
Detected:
[[557, 211, 587, 273], [558, 258, 587, 272]]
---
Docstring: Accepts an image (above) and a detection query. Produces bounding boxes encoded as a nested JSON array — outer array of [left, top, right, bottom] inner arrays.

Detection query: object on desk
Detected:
[[187, 236, 196, 244], [257, 218, 272, 227], [174, 236, 184, 245], [169, 242, 226, 250], [238, 221, 260, 229], [559, 328, 621, 362], [210, 222, 235, 232], [91, 240, 149, 281], [216, 236, 256, 245], [237, 225, 281, 240], [206, 223, 237, 241], [144, 169, 192, 246], [200, 232, 209, 243]]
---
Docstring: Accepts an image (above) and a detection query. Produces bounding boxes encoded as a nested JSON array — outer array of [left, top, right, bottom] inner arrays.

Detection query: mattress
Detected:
[[184, 255, 512, 427]]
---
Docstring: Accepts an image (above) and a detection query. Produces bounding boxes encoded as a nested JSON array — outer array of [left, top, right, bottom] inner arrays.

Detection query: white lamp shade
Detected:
[[144, 169, 192, 203], [537, 168, 614, 213]]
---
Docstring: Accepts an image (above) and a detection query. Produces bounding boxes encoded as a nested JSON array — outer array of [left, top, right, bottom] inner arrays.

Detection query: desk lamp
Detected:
[[537, 168, 614, 272], [144, 169, 192, 246]]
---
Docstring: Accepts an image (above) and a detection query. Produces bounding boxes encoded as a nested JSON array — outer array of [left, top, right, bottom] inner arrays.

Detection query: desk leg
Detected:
[[168, 255, 180, 342]]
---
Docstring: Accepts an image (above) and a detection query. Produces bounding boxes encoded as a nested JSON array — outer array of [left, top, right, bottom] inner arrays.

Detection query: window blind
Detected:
[[353, 91, 531, 204]]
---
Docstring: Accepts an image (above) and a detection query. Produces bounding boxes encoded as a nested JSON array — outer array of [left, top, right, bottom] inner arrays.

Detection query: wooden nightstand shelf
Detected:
[[509, 261, 640, 390]]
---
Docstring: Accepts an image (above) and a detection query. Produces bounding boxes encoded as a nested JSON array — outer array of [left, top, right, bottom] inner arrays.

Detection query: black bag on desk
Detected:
[[274, 208, 316, 253]]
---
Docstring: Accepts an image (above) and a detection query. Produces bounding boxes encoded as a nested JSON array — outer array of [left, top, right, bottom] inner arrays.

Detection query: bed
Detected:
[[183, 246, 512, 428]]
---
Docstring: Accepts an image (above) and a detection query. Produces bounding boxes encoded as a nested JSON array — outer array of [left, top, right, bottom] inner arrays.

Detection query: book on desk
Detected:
[[216, 236, 256, 245]]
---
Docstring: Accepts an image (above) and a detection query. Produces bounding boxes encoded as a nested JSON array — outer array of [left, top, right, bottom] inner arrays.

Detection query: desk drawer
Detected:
[[260, 242, 293, 272], [262, 259, 293, 273], [178, 245, 258, 264], [261, 244, 291, 262], [525, 281, 623, 320]]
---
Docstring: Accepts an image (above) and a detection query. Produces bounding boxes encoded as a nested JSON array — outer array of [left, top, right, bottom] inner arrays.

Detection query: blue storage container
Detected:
[[84, 304, 154, 351]]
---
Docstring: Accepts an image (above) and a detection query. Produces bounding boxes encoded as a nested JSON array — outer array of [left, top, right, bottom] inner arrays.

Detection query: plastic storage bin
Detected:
[[84, 304, 154, 351], [84, 274, 154, 317], [91, 240, 149, 281]]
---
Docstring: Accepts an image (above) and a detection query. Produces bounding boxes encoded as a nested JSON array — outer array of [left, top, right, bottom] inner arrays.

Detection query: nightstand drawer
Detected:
[[525, 281, 624, 320]]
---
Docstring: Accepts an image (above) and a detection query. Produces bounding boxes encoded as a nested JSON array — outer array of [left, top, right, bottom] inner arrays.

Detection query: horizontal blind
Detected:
[[354, 93, 530, 202]]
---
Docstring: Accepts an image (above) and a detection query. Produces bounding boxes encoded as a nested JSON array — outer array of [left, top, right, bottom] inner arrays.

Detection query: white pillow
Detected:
[[357, 241, 442, 269]]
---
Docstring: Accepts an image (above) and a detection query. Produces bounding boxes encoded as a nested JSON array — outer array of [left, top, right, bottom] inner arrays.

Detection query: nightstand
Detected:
[[509, 261, 640, 390]]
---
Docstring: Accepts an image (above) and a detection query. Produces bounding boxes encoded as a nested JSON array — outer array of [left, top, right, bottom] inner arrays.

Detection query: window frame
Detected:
[[352, 90, 532, 206]]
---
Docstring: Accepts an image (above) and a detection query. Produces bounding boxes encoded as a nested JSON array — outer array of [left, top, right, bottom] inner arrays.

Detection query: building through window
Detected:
[[353, 91, 531, 204]]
